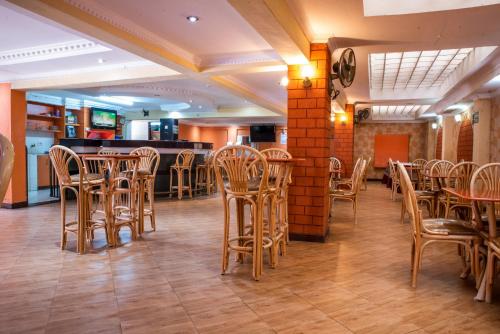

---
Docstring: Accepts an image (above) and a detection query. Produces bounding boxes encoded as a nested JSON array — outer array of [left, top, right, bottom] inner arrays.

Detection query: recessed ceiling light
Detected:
[[186, 16, 199, 23], [97, 58, 105, 64], [189, 99, 193, 103], [198, 105, 202, 109]]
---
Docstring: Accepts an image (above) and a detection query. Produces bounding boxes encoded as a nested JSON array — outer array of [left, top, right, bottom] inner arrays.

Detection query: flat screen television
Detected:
[[250, 125, 276, 142], [90, 108, 117, 130]]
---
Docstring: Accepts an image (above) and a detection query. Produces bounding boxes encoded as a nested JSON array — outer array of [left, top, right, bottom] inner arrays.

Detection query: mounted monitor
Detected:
[[90, 108, 117, 130], [250, 125, 276, 143]]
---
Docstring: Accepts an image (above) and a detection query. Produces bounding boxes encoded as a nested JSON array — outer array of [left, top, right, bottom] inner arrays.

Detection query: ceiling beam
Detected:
[[11, 64, 184, 90], [228, 0, 310, 65], [210, 76, 286, 116]]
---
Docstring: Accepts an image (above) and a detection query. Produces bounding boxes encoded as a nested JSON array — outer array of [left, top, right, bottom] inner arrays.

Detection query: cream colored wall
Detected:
[[490, 96, 500, 162], [353, 122, 428, 179], [442, 115, 460, 163], [471, 99, 492, 165], [426, 122, 437, 160]]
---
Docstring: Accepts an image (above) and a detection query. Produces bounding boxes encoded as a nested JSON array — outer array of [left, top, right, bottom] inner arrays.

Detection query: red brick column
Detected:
[[332, 104, 354, 176], [287, 43, 331, 242], [457, 117, 473, 162]]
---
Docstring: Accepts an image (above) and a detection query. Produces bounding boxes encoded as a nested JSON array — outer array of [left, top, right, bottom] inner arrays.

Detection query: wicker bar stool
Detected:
[[214, 145, 272, 280], [49, 145, 104, 253], [170, 149, 195, 200], [130, 147, 160, 232], [261, 148, 292, 263], [195, 151, 216, 195]]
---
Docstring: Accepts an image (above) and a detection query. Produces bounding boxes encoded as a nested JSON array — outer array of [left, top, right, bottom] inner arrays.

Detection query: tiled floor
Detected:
[[1, 182, 500, 333]]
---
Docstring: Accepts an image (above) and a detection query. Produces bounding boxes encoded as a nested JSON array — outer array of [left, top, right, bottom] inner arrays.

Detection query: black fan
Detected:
[[328, 48, 356, 100], [354, 108, 370, 124]]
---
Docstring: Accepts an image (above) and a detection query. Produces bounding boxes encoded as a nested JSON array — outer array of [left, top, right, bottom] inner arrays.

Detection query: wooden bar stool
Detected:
[[170, 149, 194, 200], [195, 151, 216, 195], [261, 148, 292, 265], [214, 145, 272, 281], [130, 147, 160, 232], [49, 145, 104, 254]]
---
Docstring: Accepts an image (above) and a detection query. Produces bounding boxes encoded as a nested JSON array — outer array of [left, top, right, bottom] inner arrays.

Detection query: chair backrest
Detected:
[[412, 158, 427, 169], [388, 158, 397, 178], [471, 163, 500, 195], [397, 162, 421, 237], [430, 160, 454, 188], [176, 149, 195, 168], [49, 145, 84, 186], [448, 161, 479, 192], [261, 148, 291, 179], [0, 133, 14, 203], [130, 146, 160, 176], [329, 157, 341, 172], [351, 159, 367, 193], [213, 145, 269, 196]]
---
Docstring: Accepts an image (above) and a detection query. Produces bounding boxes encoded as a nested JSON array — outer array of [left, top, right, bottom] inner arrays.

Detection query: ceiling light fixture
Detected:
[[97, 58, 105, 64], [186, 16, 199, 23], [280, 76, 289, 87], [431, 122, 438, 129], [454, 114, 462, 123], [198, 105, 202, 109]]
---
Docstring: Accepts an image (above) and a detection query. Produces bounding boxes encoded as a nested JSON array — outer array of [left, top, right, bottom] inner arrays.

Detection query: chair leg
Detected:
[[188, 169, 193, 198], [353, 197, 358, 224], [400, 200, 406, 224], [177, 170, 182, 200], [169, 168, 173, 198], [412, 240, 421, 288], [486, 248, 495, 303], [60, 188, 67, 250]]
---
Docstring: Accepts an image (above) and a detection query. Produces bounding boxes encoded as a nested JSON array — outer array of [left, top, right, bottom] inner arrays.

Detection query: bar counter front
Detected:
[[58, 139, 213, 195]]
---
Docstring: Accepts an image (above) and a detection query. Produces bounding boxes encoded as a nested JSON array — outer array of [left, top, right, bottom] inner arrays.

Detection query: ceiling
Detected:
[[1, 0, 500, 124]]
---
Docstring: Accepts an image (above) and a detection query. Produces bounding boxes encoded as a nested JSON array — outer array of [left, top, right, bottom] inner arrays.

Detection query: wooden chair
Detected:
[[49, 145, 104, 253], [388, 158, 400, 200], [98, 148, 119, 155], [412, 158, 427, 190], [397, 162, 480, 288], [361, 156, 371, 191], [195, 151, 216, 195], [334, 157, 361, 190], [430, 160, 455, 217], [329, 157, 342, 188], [0, 133, 14, 203], [422, 159, 440, 191], [329, 159, 366, 224], [130, 147, 160, 231], [214, 145, 272, 280], [261, 148, 292, 261], [170, 149, 195, 200], [441, 162, 479, 219], [471, 163, 500, 302]]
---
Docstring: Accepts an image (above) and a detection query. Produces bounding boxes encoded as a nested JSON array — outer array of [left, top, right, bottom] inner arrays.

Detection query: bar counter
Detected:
[[58, 139, 213, 195]]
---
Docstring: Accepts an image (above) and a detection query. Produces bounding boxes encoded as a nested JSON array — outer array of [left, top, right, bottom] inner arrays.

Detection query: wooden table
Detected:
[[442, 187, 500, 302]]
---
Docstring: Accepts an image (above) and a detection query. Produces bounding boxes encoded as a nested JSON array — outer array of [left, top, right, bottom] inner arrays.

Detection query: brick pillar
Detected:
[[332, 104, 354, 176], [0, 84, 27, 208], [287, 43, 330, 242]]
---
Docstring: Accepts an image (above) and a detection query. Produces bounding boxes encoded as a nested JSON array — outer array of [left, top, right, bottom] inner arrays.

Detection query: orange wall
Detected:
[[178, 122, 287, 151], [0, 84, 27, 206]]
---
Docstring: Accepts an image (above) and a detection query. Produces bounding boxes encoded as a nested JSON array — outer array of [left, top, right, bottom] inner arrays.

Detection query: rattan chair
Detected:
[[0, 133, 14, 203], [98, 148, 119, 155], [441, 162, 479, 219], [362, 156, 371, 191], [388, 158, 400, 200], [214, 145, 272, 280], [412, 158, 427, 190], [49, 145, 104, 253], [170, 149, 195, 200], [130, 147, 160, 231], [421, 159, 440, 191], [195, 151, 216, 195], [261, 148, 292, 261], [334, 157, 361, 190], [329, 159, 366, 224], [329, 157, 342, 188], [471, 163, 500, 302], [397, 163, 480, 288]]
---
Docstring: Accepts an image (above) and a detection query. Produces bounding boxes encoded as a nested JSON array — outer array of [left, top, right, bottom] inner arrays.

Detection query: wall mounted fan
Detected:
[[354, 108, 370, 124], [329, 48, 356, 100]]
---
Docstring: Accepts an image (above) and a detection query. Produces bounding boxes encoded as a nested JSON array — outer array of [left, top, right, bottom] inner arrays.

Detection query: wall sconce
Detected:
[[431, 122, 438, 129], [330, 113, 335, 122], [454, 113, 462, 123], [340, 114, 347, 125], [279, 76, 289, 87], [300, 64, 314, 88]]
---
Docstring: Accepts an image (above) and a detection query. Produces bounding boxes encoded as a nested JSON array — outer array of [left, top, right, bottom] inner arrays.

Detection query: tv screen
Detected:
[[91, 108, 117, 129], [250, 125, 276, 142]]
